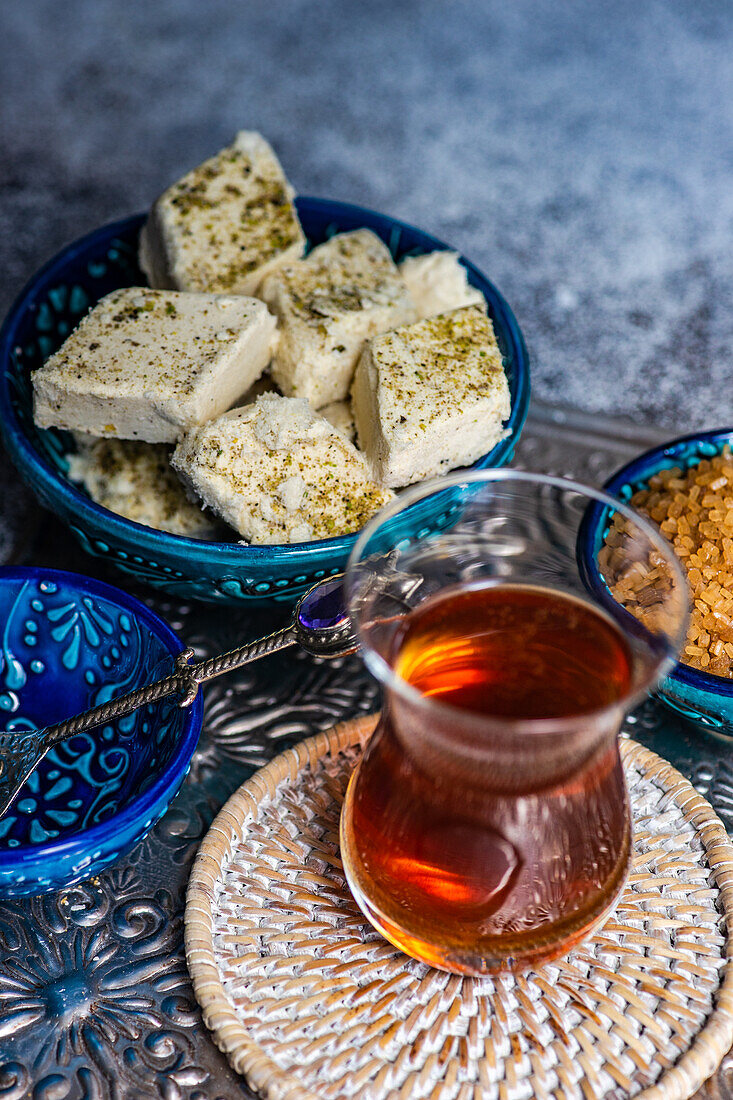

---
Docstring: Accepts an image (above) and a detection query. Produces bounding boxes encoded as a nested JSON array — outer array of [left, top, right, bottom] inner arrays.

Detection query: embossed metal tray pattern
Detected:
[[2, 402, 732, 1100]]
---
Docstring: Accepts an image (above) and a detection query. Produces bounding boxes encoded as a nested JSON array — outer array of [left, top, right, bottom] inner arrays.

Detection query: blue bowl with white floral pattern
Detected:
[[0, 566, 202, 896], [0, 199, 530, 603]]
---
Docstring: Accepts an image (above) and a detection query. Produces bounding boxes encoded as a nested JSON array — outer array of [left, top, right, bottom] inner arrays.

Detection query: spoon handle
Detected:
[[38, 625, 297, 749], [0, 574, 355, 819]]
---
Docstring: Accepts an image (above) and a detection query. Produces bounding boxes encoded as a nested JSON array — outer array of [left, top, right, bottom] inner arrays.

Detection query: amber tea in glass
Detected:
[[342, 472, 688, 974]]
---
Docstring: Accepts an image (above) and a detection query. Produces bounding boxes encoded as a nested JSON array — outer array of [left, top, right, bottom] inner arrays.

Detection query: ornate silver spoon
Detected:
[[0, 574, 355, 820]]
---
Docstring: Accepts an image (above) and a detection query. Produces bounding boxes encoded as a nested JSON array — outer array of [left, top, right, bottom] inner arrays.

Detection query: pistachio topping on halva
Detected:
[[351, 305, 510, 488], [171, 392, 394, 544], [139, 131, 305, 296], [32, 287, 275, 443], [68, 437, 225, 539], [261, 229, 416, 408]]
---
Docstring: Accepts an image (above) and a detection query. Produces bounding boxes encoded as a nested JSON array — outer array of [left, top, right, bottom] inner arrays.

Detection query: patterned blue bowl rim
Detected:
[[0, 198, 531, 566], [586, 425, 733, 697], [0, 565, 203, 865]]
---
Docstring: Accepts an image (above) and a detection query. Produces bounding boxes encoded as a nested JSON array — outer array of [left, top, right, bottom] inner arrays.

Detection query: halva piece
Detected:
[[398, 251, 485, 320], [32, 287, 276, 443], [68, 438, 225, 539], [320, 400, 356, 442], [171, 392, 393, 544], [260, 229, 416, 408], [351, 305, 510, 488], [139, 130, 305, 295]]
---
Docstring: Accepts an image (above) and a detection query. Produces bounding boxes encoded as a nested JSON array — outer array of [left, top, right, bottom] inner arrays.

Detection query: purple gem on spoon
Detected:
[[294, 574, 356, 656], [297, 574, 347, 630]]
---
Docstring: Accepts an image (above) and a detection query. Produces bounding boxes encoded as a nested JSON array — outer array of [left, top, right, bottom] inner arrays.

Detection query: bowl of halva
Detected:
[[0, 132, 530, 602]]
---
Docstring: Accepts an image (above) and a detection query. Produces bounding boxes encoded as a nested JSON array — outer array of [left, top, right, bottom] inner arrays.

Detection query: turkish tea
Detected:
[[340, 583, 633, 973]]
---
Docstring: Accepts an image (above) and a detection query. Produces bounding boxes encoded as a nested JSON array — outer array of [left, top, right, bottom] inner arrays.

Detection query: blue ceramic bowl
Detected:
[[0, 198, 530, 604], [0, 566, 202, 896], [579, 427, 733, 734]]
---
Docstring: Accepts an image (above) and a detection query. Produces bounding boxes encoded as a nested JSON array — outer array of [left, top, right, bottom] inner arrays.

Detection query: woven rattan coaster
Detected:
[[186, 716, 733, 1100]]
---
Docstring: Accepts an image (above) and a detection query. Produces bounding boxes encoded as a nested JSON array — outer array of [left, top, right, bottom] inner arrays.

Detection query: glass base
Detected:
[[340, 769, 631, 976]]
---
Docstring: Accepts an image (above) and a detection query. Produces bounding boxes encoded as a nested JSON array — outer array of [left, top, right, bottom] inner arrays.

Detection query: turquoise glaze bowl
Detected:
[[0, 199, 530, 603], [0, 566, 202, 896], [579, 427, 733, 734]]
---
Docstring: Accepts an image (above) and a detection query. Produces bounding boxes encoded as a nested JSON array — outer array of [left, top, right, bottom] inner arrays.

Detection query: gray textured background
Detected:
[[2, 0, 732, 429]]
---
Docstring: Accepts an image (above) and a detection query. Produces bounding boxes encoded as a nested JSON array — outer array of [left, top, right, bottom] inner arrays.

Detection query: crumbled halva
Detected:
[[260, 229, 417, 408], [398, 251, 485, 319], [351, 306, 510, 488], [171, 392, 393, 544], [139, 131, 305, 296], [68, 438, 225, 538], [320, 400, 356, 442], [32, 287, 276, 443]]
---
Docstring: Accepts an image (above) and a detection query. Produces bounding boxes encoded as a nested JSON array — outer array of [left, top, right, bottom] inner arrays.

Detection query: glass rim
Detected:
[[345, 468, 690, 737]]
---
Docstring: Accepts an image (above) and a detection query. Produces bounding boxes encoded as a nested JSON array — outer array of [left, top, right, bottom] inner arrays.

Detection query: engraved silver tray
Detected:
[[1, 401, 732, 1100]]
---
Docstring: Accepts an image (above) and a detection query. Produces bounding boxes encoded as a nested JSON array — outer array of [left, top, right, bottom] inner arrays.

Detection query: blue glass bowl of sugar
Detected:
[[0, 566, 202, 897], [578, 427, 733, 735]]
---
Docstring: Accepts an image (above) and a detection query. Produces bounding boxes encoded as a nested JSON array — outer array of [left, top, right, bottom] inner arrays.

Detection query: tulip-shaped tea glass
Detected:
[[341, 471, 688, 974]]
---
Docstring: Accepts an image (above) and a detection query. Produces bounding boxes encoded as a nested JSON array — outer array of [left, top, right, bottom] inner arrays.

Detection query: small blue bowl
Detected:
[[0, 198, 530, 604], [0, 566, 202, 896], [579, 427, 733, 734]]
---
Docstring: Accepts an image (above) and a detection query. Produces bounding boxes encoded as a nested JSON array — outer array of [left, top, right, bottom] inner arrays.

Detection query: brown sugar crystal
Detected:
[[601, 446, 733, 678]]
